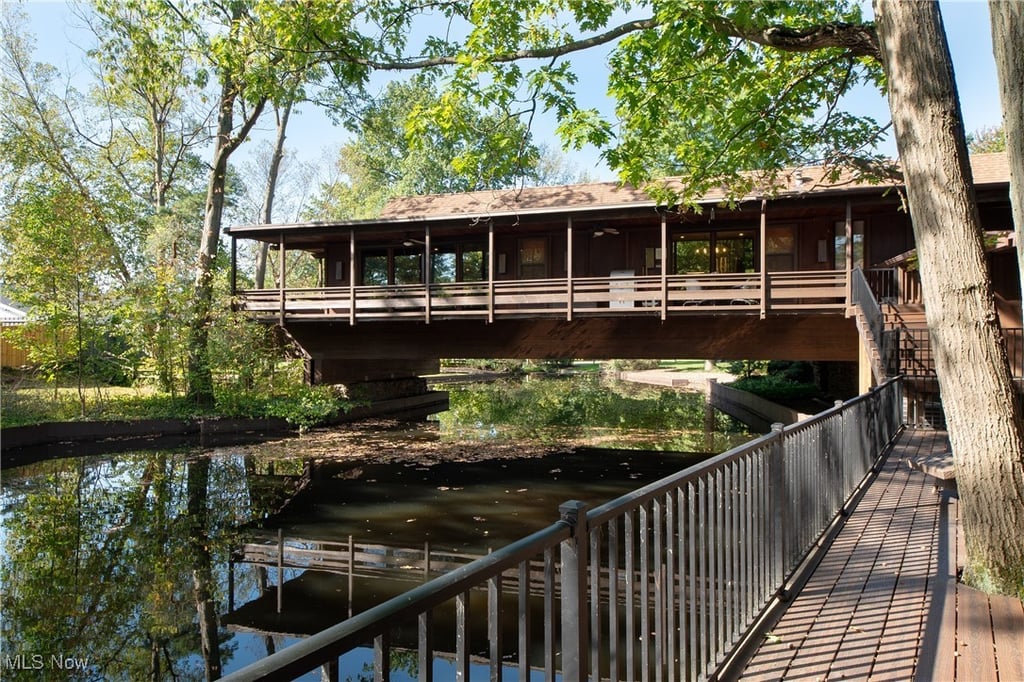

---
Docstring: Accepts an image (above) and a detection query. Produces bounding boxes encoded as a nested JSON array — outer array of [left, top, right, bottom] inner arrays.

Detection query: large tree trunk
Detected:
[[185, 83, 236, 407], [254, 101, 293, 290], [186, 457, 222, 680], [185, 74, 266, 406], [989, 1, 1024, 300], [874, 0, 1024, 596]]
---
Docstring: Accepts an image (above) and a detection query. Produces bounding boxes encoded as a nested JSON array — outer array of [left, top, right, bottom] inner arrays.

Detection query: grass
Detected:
[[0, 372, 351, 430]]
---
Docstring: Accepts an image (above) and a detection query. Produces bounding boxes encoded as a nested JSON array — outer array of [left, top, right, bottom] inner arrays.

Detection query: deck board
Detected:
[[740, 428, 1024, 681]]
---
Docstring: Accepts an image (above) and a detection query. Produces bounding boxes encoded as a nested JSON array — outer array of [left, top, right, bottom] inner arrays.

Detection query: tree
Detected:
[[311, 78, 540, 220], [1, 6, 143, 394], [874, 0, 1024, 595], [87, 0, 212, 393], [989, 2, 1024, 306], [306, 0, 1023, 594], [968, 125, 1007, 154]]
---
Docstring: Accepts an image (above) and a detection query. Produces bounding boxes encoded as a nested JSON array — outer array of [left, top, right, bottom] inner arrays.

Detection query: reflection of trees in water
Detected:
[[0, 452, 254, 680], [439, 375, 749, 451]]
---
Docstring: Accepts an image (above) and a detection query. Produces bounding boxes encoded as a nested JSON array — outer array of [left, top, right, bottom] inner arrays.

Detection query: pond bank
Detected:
[[0, 390, 448, 466]]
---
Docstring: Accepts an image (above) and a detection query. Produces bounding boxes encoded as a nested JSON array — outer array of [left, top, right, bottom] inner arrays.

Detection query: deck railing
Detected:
[[235, 270, 848, 324], [220, 377, 904, 682]]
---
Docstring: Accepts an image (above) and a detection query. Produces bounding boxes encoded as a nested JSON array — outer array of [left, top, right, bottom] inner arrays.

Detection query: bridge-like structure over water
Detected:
[[227, 153, 1019, 406]]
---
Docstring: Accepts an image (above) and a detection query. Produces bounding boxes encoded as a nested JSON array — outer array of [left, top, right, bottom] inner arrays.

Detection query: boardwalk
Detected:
[[740, 428, 1024, 681]]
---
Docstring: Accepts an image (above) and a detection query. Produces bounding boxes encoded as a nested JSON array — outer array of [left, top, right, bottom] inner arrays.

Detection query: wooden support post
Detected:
[[424, 225, 432, 324], [488, 222, 495, 323], [759, 200, 768, 319], [566, 217, 574, 321], [230, 236, 237, 296], [349, 230, 356, 326], [278, 232, 286, 326], [845, 200, 854, 309], [661, 212, 669, 320]]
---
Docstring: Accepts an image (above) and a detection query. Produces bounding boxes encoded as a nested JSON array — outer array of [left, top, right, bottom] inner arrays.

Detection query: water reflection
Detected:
[[0, 376, 752, 680]]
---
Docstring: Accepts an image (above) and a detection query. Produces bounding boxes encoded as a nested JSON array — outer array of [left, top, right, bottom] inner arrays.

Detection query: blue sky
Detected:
[[19, 0, 1003, 183]]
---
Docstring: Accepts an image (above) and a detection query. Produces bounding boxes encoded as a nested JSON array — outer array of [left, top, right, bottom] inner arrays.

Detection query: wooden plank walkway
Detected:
[[740, 428, 1024, 681]]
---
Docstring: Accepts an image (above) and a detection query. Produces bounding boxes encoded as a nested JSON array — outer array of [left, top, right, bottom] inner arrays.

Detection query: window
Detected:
[[715, 230, 755, 273], [394, 250, 422, 284], [431, 250, 457, 283], [834, 220, 866, 269], [765, 226, 796, 272], [362, 252, 388, 285], [462, 247, 486, 281], [674, 233, 711, 273], [519, 238, 548, 279]]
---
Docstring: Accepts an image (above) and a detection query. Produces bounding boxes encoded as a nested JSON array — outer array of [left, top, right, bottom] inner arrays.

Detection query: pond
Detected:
[[0, 374, 754, 680]]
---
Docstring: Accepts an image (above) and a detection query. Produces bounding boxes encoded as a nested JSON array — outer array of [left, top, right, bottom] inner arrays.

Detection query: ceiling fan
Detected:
[[402, 235, 426, 246], [593, 226, 620, 238]]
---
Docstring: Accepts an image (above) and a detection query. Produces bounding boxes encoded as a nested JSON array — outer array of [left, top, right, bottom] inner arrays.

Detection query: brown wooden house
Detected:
[[226, 153, 1017, 400]]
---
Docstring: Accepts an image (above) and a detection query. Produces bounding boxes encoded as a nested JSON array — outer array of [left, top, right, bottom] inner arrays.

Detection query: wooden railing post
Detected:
[[661, 213, 668, 320], [759, 200, 768, 319], [425, 225, 432, 324], [559, 500, 590, 682], [567, 217, 574, 321], [349, 230, 356, 326], [488, 222, 495, 323], [278, 231, 286, 326]]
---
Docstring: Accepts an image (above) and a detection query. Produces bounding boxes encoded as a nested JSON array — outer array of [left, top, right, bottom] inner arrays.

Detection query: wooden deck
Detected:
[[740, 428, 1024, 681]]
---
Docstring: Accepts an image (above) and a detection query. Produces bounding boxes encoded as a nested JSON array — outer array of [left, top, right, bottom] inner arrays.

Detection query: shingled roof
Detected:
[[379, 153, 1010, 220]]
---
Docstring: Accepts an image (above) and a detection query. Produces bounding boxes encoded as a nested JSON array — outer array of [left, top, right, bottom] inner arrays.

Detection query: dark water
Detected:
[[0, 376, 753, 680]]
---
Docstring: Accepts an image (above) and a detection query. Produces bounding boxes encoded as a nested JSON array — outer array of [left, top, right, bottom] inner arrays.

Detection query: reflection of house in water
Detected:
[[225, 450, 712, 663]]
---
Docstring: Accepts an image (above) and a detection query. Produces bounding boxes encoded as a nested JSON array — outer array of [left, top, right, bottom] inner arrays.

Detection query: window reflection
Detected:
[[394, 251, 422, 284], [362, 252, 387, 285], [432, 250, 457, 283]]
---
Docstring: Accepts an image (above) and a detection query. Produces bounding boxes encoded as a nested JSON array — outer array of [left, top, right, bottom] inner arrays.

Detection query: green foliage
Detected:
[[309, 78, 578, 220], [214, 384, 344, 430], [726, 359, 770, 379], [729, 374, 820, 402], [1, 453, 250, 679], [441, 374, 744, 444], [967, 125, 1006, 154], [1, 379, 349, 430]]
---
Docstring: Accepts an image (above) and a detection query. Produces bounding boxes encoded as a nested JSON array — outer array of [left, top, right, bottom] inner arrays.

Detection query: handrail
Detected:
[[221, 521, 572, 681], [220, 377, 904, 682], [850, 267, 889, 381], [234, 270, 848, 324]]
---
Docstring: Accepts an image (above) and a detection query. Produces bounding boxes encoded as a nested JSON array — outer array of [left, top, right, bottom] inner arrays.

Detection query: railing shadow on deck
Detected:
[[220, 378, 904, 682]]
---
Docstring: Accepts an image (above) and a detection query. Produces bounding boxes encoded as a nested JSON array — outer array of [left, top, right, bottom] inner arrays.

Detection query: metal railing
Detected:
[[221, 378, 904, 682], [234, 271, 848, 324]]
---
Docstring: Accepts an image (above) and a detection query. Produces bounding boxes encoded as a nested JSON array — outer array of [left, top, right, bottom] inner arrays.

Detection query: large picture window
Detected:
[[674, 230, 754, 273], [394, 250, 422, 284]]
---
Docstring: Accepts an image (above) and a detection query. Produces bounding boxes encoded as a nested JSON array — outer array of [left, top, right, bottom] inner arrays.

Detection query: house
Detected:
[[225, 153, 1018, 407], [0, 296, 29, 368]]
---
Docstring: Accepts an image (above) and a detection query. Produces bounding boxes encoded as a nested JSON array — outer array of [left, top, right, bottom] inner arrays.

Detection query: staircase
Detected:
[[854, 268, 1024, 428], [852, 270, 943, 426]]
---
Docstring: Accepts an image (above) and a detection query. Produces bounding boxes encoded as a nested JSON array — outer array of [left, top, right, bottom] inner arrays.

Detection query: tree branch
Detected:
[[347, 14, 879, 72], [706, 17, 881, 61]]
